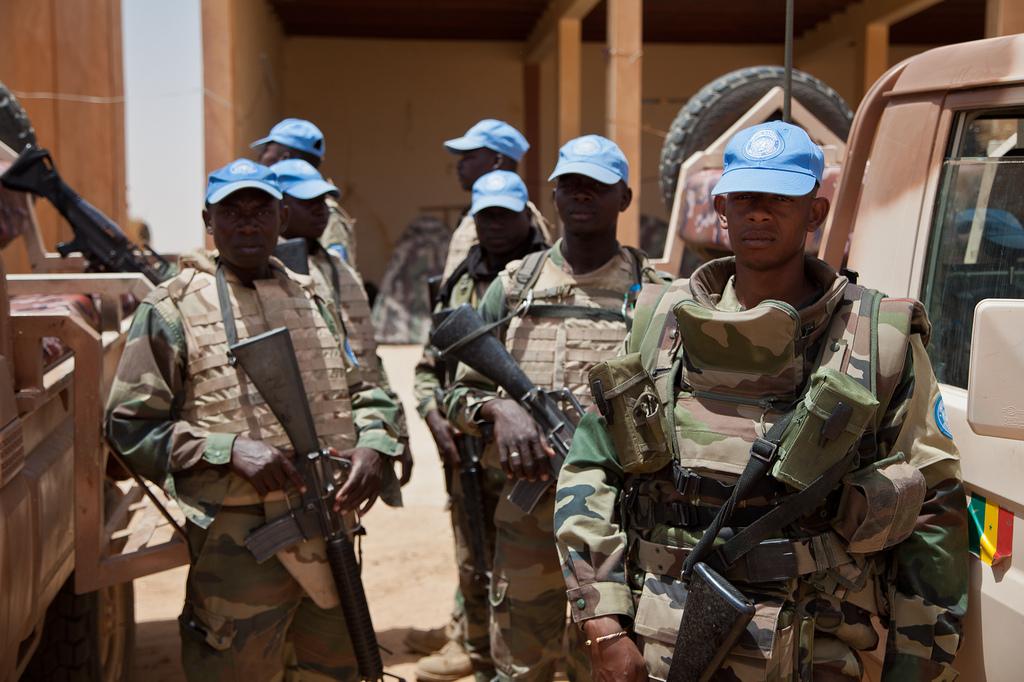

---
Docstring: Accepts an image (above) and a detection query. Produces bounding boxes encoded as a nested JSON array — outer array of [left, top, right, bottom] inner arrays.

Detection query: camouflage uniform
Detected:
[[105, 254, 404, 682], [319, 194, 357, 264], [446, 241, 661, 682], [554, 256, 969, 681], [441, 201, 556, 281], [414, 229, 548, 680]]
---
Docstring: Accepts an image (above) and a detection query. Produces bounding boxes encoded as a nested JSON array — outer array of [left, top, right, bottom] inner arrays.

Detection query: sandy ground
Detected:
[[129, 345, 470, 682]]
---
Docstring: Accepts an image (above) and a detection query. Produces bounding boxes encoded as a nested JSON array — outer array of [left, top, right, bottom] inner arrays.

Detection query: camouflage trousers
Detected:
[[180, 505, 358, 682], [491, 480, 591, 682], [449, 461, 505, 681]]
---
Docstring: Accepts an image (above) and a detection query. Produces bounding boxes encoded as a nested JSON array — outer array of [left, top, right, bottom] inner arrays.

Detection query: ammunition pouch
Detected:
[[588, 352, 671, 473], [832, 453, 927, 554], [772, 367, 879, 490]]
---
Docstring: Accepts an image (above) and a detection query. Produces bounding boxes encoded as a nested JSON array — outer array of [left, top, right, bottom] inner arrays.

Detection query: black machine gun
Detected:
[[430, 303, 582, 514], [0, 146, 173, 284], [274, 237, 311, 275], [229, 327, 396, 682]]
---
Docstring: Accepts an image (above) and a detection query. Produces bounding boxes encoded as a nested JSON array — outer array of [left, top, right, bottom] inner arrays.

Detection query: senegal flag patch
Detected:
[[968, 493, 1013, 566]]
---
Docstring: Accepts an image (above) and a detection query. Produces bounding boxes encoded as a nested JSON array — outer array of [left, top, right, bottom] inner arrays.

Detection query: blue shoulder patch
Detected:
[[934, 395, 953, 439]]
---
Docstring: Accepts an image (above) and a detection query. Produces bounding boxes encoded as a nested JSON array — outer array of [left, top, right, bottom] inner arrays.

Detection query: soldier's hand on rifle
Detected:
[[334, 447, 385, 513], [480, 398, 555, 482], [425, 409, 460, 467], [582, 616, 646, 682], [229, 437, 306, 496]]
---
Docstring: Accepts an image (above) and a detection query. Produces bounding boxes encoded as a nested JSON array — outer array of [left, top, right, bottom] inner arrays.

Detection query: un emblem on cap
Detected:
[[572, 138, 601, 156], [483, 173, 508, 191], [229, 160, 258, 175], [744, 129, 785, 161]]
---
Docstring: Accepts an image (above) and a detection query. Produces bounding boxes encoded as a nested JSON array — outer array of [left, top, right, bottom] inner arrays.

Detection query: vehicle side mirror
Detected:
[[967, 299, 1024, 440]]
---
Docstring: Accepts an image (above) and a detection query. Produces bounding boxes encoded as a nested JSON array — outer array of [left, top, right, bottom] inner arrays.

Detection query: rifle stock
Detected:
[[1, 147, 173, 284], [229, 327, 387, 682], [274, 238, 311, 275], [430, 304, 575, 513]]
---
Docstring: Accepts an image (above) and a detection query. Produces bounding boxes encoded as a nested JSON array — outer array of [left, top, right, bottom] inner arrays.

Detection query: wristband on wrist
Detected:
[[584, 630, 628, 647]]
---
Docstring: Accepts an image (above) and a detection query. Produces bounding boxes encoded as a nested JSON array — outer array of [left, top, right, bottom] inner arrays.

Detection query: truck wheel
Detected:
[[22, 577, 135, 682], [0, 81, 37, 153], [658, 66, 853, 211]]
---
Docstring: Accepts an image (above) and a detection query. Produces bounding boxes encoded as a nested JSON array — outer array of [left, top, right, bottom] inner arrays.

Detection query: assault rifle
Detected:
[[430, 303, 582, 514], [1, 147, 173, 284], [229, 327, 394, 682], [457, 431, 490, 582]]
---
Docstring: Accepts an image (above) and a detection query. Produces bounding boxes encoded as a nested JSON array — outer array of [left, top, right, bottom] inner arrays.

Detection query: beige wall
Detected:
[[796, 41, 942, 106], [283, 38, 527, 281], [270, 29, 937, 281]]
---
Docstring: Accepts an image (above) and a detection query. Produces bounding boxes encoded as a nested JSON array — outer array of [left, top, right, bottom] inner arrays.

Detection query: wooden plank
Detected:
[[796, 0, 942, 56], [524, 62, 542, 205], [986, 0, 1024, 36], [606, 0, 642, 248], [557, 17, 582, 145], [863, 22, 889, 97], [525, 0, 600, 63]]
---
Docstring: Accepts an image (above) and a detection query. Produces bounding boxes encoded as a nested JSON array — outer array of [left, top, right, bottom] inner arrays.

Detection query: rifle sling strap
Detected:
[[215, 265, 240, 358]]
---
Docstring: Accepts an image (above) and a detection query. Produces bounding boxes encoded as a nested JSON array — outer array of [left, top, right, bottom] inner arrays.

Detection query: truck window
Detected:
[[920, 110, 1024, 389]]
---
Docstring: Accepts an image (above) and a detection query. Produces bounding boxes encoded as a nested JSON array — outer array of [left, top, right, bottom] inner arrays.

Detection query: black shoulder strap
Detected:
[[215, 264, 239, 364]]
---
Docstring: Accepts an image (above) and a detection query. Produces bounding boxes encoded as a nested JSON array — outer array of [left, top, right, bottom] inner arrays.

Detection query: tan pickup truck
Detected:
[[0, 134, 186, 681], [661, 33, 1024, 681]]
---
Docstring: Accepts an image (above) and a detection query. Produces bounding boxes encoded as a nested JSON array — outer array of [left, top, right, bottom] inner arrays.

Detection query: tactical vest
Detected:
[[606, 257, 929, 679], [308, 248, 382, 385], [158, 257, 355, 608], [500, 245, 659, 410]]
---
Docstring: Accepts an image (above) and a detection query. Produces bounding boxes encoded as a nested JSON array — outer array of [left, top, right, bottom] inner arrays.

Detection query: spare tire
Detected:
[[658, 66, 853, 211], [0, 81, 37, 154]]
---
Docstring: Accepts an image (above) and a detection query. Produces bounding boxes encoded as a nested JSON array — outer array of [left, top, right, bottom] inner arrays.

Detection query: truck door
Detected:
[[913, 103, 1024, 679]]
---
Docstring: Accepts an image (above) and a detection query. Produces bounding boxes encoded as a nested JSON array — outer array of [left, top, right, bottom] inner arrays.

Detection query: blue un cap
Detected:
[[205, 159, 281, 205], [444, 119, 530, 162], [250, 118, 325, 159], [271, 159, 339, 200], [470, 170, 528, 216], [549, 135, 629, 185], [712, 121, 824, 197]]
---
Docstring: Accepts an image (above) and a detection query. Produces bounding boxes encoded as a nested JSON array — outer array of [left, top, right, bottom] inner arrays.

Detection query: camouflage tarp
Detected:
[[371, 215, 450, 343]]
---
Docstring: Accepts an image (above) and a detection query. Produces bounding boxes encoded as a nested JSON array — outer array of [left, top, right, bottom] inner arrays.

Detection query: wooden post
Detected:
[[986, 0, 1024, 36], [201, 0, 236, 248], [0, 0, 126, 263], [863, 22, 889, 96], [606, 0, 642, 248], [557, 17, 581, 145], [524, 62, 542, 207]]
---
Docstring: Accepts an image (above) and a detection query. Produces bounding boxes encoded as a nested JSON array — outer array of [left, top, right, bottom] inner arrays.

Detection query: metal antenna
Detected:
[[783, 0, 794, 122]]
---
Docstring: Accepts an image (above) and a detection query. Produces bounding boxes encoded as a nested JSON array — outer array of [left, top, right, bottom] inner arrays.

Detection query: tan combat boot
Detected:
[[414, 640, 473, 682], [403, 623, 451, 655]]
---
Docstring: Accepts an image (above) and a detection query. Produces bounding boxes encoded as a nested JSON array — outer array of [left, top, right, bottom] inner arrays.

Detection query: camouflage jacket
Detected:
[[444, 241, 657, 437], [319, 194, 357, 264], [554, 257, 968, 681], [105, 256, 405, 529], [413, 230, 548, 418]]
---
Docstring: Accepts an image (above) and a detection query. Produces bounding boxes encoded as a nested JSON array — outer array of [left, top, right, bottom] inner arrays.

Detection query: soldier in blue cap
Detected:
[[443, 135, 665, 682], [252, 118, 359, 265], [407, 119, 557, 675], [414, 170, 549, 682], [553, 122, 967, 681], [105, 159, 406, 681], [441, 119, 555, 281], [274, 158, 413, 485]]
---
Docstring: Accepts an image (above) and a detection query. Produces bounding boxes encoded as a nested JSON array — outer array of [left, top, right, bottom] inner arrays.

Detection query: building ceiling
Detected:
[[269, 0, 986, 45]]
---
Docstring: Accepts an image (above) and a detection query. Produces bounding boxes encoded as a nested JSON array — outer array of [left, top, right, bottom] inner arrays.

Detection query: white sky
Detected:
[[122, 0, 205, 254]]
